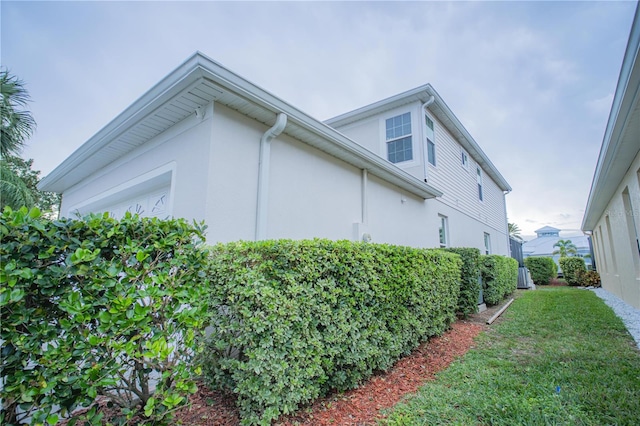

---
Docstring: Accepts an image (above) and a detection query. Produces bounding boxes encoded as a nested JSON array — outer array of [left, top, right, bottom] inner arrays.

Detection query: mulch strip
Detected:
[[173, 320, 486, 425]]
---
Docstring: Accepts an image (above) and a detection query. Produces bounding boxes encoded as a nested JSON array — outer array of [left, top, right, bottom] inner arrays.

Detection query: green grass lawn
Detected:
[[382, 288, 640, 426]]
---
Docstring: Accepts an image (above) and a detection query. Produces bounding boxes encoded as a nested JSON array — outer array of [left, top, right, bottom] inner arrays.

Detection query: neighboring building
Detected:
[[582, 5, 640, 309], [522, 226, 592, 269], [39, 52, 511, 255]]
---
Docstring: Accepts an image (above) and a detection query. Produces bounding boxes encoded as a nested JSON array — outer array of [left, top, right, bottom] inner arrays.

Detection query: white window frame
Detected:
[[439, 214, 449, 248], [385, 112, 413, 164], [476, 166, 484, 201], [461, 150, 469, 169], [425, 114, 436, 167], [484, 232, 492, 255]]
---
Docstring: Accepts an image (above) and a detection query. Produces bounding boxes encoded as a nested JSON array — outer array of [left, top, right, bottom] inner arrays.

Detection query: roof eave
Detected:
[[39, 52, 441, 200], [582, 4, 640, 231]]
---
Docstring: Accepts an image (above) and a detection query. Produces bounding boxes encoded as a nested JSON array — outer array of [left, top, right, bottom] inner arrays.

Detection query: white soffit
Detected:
[[582, 4, 640, 231]]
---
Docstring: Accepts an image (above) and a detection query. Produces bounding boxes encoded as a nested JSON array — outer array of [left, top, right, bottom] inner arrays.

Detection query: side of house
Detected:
[[40, 52, 511, 255], [326, 86, 511, 254], [582, 4, 640, 309]]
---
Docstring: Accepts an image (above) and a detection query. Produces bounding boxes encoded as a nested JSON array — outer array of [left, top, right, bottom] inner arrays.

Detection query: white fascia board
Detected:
[[40, 52, 441, 199], [325, 84, 512, 192], [582, 4, 640, 231]]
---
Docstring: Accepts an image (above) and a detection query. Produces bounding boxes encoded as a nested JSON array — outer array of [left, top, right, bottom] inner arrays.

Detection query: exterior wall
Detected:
[[60, 106, 214, 222], [332, 102, 510, 255], [59, 98, 508, 256], [590, 150, 640, 309]]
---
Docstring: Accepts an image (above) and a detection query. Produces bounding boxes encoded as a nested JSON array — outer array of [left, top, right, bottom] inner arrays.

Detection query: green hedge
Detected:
[[202, 240, 461, 425], [524, 256, 557, 285], [444, 247, 481, 316], [480, 255, 518, 305], [0, 207, 209, 425], [559, 257, 587, 286]]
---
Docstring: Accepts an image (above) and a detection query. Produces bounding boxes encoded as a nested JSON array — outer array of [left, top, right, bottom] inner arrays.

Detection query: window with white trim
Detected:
[[461, 150, 469, 169], [484, 232, 491, 254], [385, 112, 413, 163], [476, 166, 484, 201], [425, 115, 436, 166], [439, 215, 448, 248]]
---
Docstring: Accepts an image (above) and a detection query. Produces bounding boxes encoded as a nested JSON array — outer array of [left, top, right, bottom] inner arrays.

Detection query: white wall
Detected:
[[591, 151, 640, 309], [60, 105, 214, 223], [332, 102, 510, 255]]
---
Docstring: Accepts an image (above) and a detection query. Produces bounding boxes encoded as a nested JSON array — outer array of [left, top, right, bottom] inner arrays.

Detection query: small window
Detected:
[[439, 215, 448, 247], [461, 151, 468, 168], [477, 166, 483, 201], [427, 140, 436, 166], [386, 113, 412, 163], [425, 114, 436, 166], [484, 232, 491, 255]]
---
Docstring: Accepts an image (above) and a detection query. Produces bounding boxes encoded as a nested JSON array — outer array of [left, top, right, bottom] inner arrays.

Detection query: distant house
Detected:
[[582, 5, 640, 309], [522, 226, 592, 269], [38, 52, 511, 255]]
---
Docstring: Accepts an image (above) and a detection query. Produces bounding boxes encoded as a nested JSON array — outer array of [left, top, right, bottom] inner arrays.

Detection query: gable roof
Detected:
[[325, 84, 512, 192], [535, 226, 560, 234], [38, 52, 442, 200], [582, 4, 640, 231]]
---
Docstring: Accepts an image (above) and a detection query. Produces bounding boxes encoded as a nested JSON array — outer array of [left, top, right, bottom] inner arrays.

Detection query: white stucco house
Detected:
[[582, 4, 640, 309], [39, 52, 512, 255]]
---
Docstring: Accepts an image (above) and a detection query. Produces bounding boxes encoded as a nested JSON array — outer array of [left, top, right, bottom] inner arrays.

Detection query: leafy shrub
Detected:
[[559, 257, 587, 286], [480, 255, 518, 305], [202, 240, 461, 425], [524, 256, 557, 285], [444, 247, 481, 317], [0, 207, 210, 425], [579, 270, 601, 287]]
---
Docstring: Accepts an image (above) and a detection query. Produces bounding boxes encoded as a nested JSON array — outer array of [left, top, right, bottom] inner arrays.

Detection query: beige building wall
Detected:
[[590, 151, 640, 309]]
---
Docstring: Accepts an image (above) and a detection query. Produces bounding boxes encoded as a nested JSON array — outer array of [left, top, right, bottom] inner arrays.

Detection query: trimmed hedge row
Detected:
[[444, 247, 481, 316], [524, 256, 557, 285], [0, 207, 210, 425], [559, 257, 587, 286], [202, 240, 462, 425], [480, 254, 519, 305]]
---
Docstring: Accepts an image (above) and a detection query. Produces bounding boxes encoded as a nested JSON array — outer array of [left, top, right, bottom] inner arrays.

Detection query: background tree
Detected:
[[508, 222, 523, 241], [553, 239, 578, 257], [0, 68, 59, 214]]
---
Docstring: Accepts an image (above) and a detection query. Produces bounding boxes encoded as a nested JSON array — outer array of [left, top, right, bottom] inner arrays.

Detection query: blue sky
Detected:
[[2, 0, 637, 239]]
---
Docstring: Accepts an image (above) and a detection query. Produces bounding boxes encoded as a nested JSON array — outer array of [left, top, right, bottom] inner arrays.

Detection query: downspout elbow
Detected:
[[256, 113, 288, 240]]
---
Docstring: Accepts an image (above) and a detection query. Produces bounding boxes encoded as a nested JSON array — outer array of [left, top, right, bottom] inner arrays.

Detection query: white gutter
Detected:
[[255, 113, 288, 240], [421, 96, 435, 182]]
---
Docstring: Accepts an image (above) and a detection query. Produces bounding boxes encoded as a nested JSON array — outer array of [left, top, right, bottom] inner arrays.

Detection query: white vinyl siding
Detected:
[[423, 113, 508, 235]]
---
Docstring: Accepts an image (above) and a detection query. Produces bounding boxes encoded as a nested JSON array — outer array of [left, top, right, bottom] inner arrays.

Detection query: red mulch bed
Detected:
[[172, 320, 485, 425]]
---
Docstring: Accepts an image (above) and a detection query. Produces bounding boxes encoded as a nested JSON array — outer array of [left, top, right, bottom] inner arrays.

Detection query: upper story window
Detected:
[[476, 166, 484, 201], [385, 112, 413, 163], [461, 150, 469, 169], [425, 115, 436, 166]]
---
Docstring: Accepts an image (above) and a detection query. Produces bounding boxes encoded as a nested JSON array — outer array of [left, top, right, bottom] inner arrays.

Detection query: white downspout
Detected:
[[421, 95, 435, 182], [255, 113, 288, 240]]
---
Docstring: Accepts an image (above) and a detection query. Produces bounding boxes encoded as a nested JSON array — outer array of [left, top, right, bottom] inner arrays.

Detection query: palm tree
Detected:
[[508, 222, 522, 241], [1, 68, 39, 210], [1, 69, 36, 157], [553, 239, 578, 257]]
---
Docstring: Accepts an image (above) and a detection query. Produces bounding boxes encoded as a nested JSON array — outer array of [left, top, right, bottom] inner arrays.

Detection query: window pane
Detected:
[[386, 113, 412, 140], [427, 139, 436, 166], [387, 136, 413, 163]]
